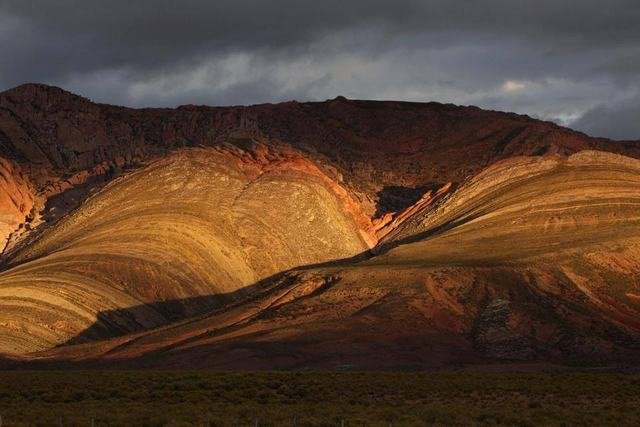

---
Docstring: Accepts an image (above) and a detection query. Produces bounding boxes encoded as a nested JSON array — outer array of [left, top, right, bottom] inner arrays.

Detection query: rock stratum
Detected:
[[0, 83, 640, 368], [0, 146, 371, 354]]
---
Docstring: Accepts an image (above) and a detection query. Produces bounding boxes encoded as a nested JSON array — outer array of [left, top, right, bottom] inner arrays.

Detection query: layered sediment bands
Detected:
[[0, 147, 370, 354], [0, 158, 36, 251], [26, 151, 640, 368], [376, 151, 640, 263], [372, 182, 452, 240]]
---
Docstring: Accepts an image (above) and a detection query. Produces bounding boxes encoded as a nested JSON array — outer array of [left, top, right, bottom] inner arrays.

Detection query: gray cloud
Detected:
[[571, 95, 640, 140], [0, 0, 639, 139]]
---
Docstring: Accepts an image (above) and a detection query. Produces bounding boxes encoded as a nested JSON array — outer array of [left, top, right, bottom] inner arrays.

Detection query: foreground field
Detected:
[[0, 370, 639, 426]]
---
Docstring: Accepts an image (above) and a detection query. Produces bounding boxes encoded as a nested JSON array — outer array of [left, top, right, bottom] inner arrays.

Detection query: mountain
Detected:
[[0, 83, 639, 368]]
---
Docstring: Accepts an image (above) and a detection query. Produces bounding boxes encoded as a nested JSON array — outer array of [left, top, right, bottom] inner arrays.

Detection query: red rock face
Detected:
[[0, 157, 35, 249], [0, 157, 35, 251]]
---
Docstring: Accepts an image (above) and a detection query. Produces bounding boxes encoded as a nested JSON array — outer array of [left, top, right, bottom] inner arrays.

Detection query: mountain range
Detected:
[[1, 83, 640, 369]]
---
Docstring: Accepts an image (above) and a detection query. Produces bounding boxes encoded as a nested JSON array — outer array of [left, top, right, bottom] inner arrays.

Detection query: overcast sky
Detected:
[[1, 0, 639, 139]]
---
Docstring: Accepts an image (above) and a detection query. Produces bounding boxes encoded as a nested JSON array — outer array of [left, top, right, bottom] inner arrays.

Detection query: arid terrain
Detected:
[[1, 83, 640, 369]]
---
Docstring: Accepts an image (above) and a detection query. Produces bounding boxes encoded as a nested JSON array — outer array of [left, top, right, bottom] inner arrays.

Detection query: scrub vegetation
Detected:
[[0, 370, 639, 426]]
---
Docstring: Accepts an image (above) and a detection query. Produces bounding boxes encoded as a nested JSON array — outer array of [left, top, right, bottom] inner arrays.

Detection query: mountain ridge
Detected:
[[2, 82, 639, 254]]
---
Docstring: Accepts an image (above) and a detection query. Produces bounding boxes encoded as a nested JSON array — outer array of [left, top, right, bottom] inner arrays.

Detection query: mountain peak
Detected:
[[0, 83, 92, 108]]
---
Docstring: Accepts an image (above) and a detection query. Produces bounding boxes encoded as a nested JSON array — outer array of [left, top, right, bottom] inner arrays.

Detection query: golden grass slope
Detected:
[[0, 146, 370, 355]]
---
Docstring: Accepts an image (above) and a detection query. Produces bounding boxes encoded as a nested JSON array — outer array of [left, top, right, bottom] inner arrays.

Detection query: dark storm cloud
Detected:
[[572, 96, 640, 140], [0, 0, 639, 139]]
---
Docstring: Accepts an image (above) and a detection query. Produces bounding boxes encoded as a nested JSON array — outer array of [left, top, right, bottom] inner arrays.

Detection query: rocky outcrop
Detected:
[[373, 182, 452, 241], [0, 157, 36, 252]]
